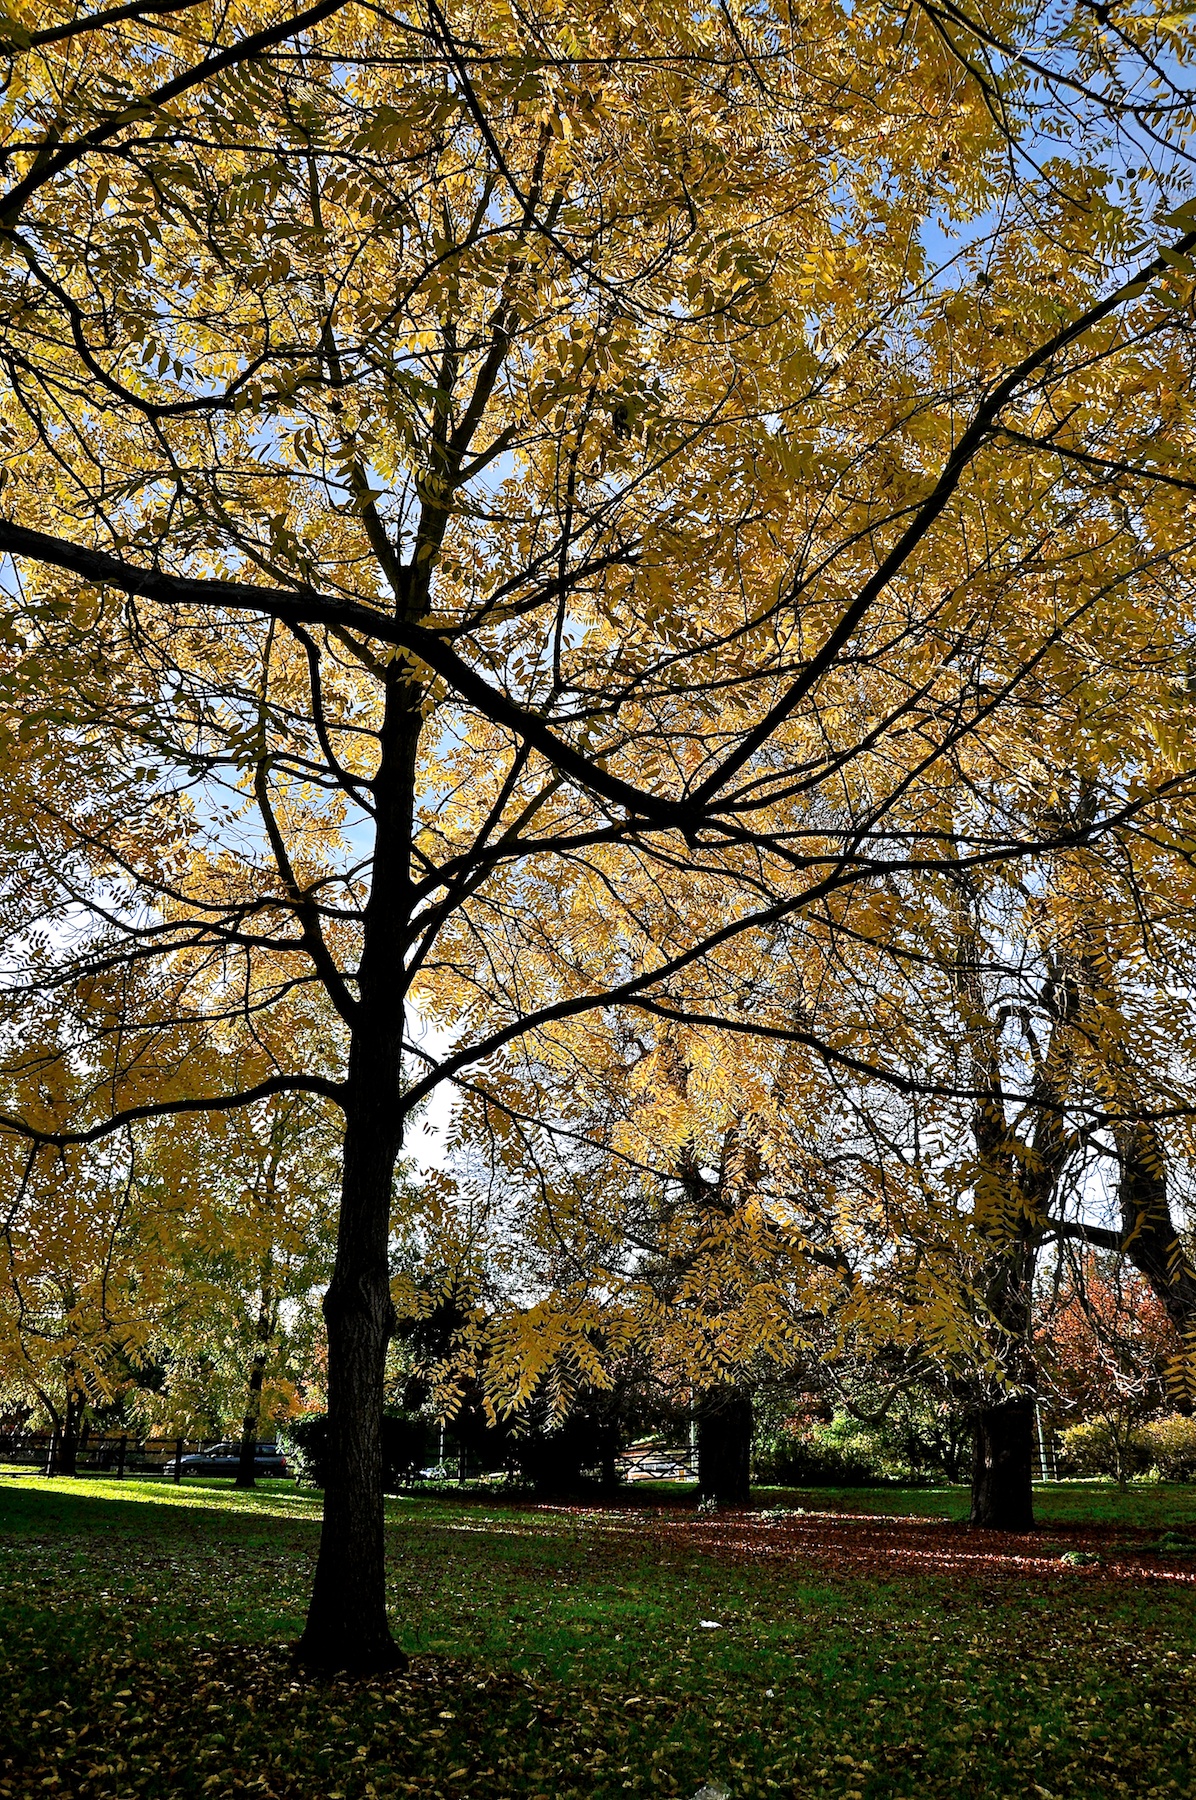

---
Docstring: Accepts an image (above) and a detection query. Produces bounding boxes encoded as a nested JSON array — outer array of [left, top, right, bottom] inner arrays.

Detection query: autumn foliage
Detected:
[[3, 0, 1196, 1668]]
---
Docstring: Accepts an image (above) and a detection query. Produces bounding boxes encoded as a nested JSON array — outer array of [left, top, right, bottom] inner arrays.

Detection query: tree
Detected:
[[0, 1014, 339, 1471], [4, 0, 1196, 1671], [0, 1076, 172, 1471], [458, 816, 1196, 1527], [933, 846, 1196, 1522], [142, 1087, 339, 1484], [1041, 1255, 1178, 1485]]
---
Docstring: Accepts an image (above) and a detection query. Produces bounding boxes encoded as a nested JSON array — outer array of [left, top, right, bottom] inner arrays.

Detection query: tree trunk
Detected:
[[970, 1396, 1035, 1530], [967, 1231, 1038, 1530], [51, 1389, 84, 1477], [968, 1224, 1038, 1530], [599, 1440, 620, 1494], [235, 1267, 275, 1490], [234, 1352, 268, 1489], [952, 881, 1069, 1533], [1118, 1123, 1196, 1409], [297, 1068, 405, 1669], [297, 670, 418, 1674], [696, 1386, 753, 1506]]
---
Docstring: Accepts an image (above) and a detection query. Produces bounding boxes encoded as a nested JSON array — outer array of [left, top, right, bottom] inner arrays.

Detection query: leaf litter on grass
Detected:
[[3, 1482, 1196, 1798]]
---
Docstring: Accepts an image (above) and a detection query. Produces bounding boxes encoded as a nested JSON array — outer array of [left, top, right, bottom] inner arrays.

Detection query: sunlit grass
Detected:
[[0, 1468, 326, 1519]]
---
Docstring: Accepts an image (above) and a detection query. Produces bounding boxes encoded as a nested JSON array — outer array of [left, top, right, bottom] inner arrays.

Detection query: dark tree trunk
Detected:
[[968, 1216, 1038, 1530], [1117, 1124, 1196, 1409], [297, 670, 418, 1674], [235, 1268, 275, 1490], [599, 1437, 620, 1495], [970, 1396, 1035, 1529], [297, 1111, 400, 1670], [696, 1387, 753, 1505], [51, 1390, 84, 1476], [234, 1352, 268, 1489], [952, 885, 1064, 1535]]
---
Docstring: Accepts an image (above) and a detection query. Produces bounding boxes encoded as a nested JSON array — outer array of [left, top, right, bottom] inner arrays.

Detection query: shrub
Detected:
[[1057, 1417, 1150, 1483], [282, 1411, 436, 1490], [755, 1419, 883, 1487], [281, 1413, 325, 1484], [753, 1401, 959, 1488], [1139, 1414, 1196, 1482]]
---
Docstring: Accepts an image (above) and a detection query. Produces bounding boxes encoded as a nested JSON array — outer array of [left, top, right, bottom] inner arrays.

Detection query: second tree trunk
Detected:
[[970, 1396, 1035, 1530], [696, 1387, 753, 1505]]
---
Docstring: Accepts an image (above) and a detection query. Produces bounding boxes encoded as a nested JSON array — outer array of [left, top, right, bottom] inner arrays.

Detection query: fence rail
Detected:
[[0, 1433, 220, 1475], [618, 1445, 696, 1482]]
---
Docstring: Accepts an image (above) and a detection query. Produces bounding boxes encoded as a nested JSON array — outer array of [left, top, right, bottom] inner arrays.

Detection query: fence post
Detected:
[[117, 1435, 127, 1480]]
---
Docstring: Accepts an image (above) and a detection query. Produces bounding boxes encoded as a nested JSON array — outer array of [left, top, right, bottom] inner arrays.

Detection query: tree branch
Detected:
[[0, 1074, 347, 1149]]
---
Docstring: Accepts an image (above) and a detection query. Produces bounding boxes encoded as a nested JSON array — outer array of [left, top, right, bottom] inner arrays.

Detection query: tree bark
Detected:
[[235, 1264, 275, 1490], [951, 880, 1079, 1535], [51, 1388, 84, 1477], [965, 1231, 1037, 1540], [968, 1238, 1037, 1531], [1117, 1123, 1196, 1405], [966, 1221, 1039, 1532], [234, 1351, 268, 1489], [696, 1386, 753, 1505], [970, 1396, 1035, 1529], [296, 670, 417, 1674]]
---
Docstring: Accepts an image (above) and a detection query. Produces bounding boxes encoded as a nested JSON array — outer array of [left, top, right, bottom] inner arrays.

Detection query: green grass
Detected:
[[1, 1473, 1195, 1798], [752, 1479, 1196, 1528]]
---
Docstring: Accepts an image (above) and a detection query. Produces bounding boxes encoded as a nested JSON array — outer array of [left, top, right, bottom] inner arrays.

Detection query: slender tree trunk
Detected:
[[970, 1396, 1035, 1529], [235, 1266, 275, 1490], [297, 670, 418, 1674], [234, 1352, 268, 1489], [696, 1386, 753, 1505], [50, 1388, 84, 1477]]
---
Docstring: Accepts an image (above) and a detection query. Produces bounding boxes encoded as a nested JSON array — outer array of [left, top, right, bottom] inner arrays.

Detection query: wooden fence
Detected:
[[0, 1431, 213, 1475]]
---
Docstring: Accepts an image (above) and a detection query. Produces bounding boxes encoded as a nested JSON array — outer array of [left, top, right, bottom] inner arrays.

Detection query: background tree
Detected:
[[0, 1133, 157, 1474], [143, 1087, 339, 1484], [1041, 1255, 1180, 1486]]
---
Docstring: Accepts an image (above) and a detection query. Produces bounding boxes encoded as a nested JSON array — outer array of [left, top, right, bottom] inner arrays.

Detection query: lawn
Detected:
[[1, 1473, 1194, 1799]]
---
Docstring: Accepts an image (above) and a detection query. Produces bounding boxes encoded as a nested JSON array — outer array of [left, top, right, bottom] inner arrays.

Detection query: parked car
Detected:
[[162, 1441, 289, 1478]]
